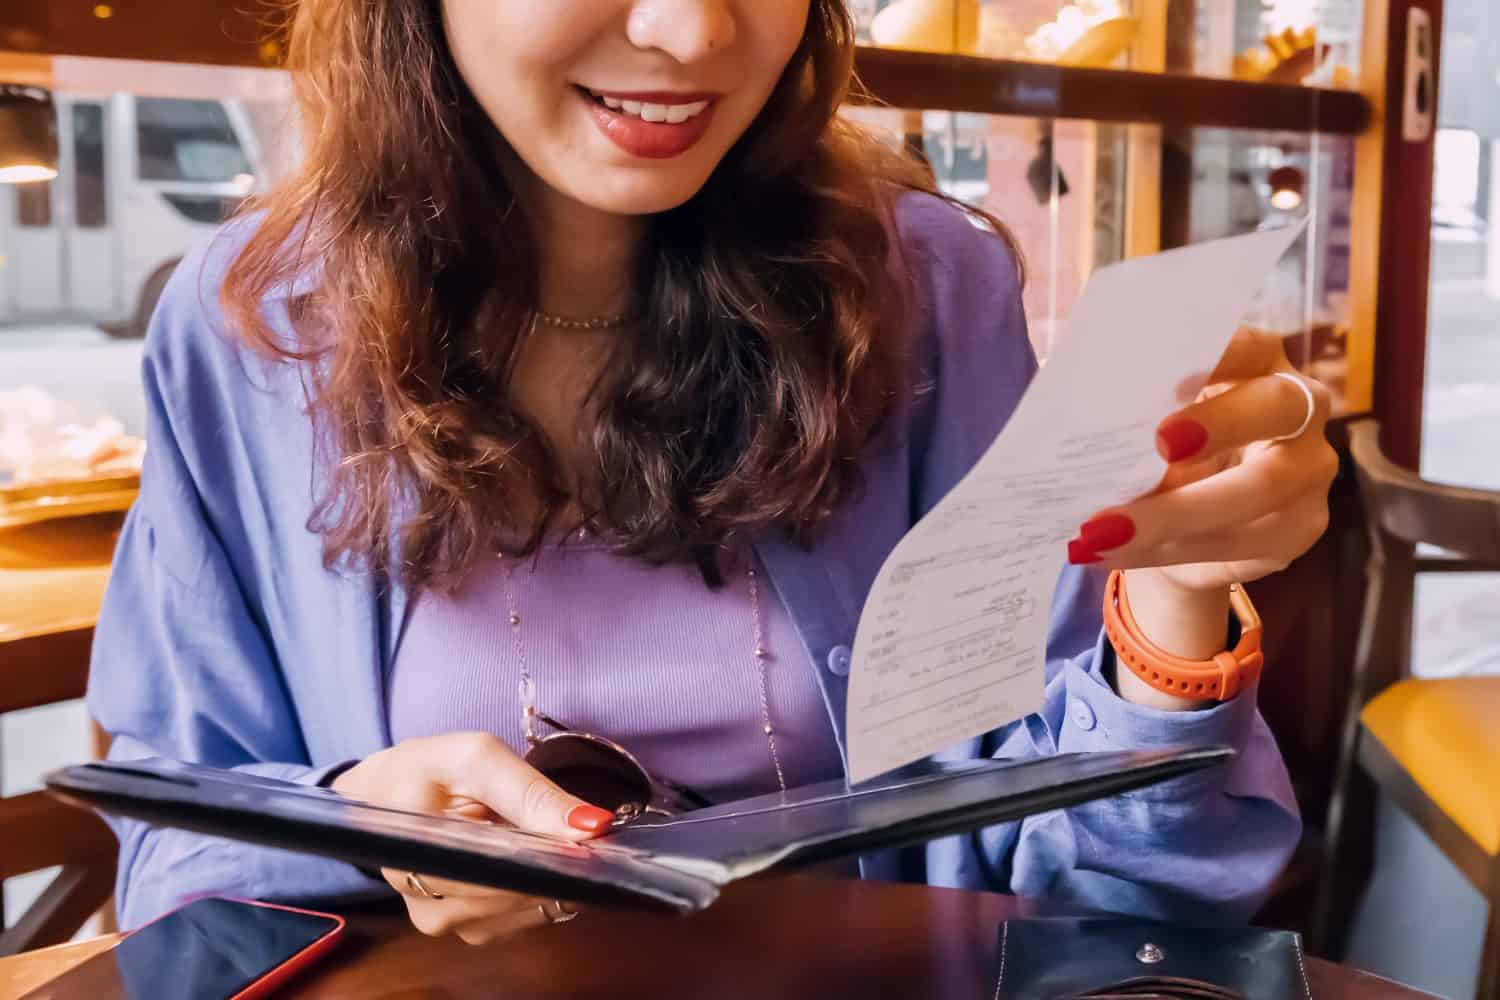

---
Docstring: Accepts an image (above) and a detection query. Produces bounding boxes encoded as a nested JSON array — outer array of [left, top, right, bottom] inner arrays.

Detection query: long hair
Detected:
[[222, 0, 1009, 591]]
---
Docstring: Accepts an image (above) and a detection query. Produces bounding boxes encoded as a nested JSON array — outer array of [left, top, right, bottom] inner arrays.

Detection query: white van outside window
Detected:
[[0, 93, 262, 337]]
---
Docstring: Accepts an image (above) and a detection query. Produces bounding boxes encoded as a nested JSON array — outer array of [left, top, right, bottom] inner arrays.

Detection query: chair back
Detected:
[[1348, 419, 1500, 563], [0, 519, 119, 956]]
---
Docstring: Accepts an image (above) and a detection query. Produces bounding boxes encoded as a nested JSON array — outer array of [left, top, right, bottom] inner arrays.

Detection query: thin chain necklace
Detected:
[[534, 310, 627, 332], [497, 546, 788, 795]]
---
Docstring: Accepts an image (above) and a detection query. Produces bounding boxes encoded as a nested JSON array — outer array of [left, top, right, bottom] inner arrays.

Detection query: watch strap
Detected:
[[1103, 570, 1264, 702]]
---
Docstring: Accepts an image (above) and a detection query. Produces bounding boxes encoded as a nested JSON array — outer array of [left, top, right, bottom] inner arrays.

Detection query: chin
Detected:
[[572, 168, 718, 217]]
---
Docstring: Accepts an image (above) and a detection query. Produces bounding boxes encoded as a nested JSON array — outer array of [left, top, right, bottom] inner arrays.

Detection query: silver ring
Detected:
[[1270, 372, 1317, 442], [538, 899, 579, 924], [404, 871, 444, 900]]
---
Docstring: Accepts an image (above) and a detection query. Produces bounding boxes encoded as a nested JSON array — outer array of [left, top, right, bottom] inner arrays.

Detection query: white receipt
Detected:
[[846, 223, 1307, 784]]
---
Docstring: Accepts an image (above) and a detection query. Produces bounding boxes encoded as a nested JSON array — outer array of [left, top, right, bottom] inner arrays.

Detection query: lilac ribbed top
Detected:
[[387, 538, 845, 805]]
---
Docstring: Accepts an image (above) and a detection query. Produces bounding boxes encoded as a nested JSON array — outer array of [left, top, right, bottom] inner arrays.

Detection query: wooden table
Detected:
[[0, 877, 1439, 999], [0, 515, 117, 718]]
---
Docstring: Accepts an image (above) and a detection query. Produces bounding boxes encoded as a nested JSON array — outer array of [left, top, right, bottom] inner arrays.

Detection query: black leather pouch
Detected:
[[995, 918, 1312, 1000]]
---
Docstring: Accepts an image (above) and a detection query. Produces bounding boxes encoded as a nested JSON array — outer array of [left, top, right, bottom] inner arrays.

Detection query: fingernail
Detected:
[[1067, 539, 1100, 565], [1156, 418, 1209, 463], [567, 804, 615, 833], [1076, 513, 1136, 553]]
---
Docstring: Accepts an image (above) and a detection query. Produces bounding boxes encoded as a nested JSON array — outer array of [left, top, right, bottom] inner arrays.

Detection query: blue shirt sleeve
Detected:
[[897, 193, 1300, 921], [85, 244, 385, 929]]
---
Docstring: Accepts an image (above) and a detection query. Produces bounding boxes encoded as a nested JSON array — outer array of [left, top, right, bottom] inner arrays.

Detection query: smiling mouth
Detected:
[[579, 87, 716, 124]]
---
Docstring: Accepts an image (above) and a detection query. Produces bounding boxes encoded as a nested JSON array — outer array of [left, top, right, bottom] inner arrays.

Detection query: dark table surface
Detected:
[[1, 875, 1440, 999], [274, 876, 1435, 999]]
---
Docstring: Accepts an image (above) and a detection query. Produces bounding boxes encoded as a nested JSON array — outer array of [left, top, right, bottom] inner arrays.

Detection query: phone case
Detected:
[[224, 900, 345, 1000]]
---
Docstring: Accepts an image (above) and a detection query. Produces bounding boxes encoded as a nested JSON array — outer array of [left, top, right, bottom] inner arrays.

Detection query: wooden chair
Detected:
[[1316, 418, 1500, 997], [0, 517, 119, 956]]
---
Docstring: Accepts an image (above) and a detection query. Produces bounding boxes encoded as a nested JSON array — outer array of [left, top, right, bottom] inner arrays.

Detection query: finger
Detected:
[[453, 904, 560, 945], [383, 868, 528, 901], [1206, 327, 1293, 383], [1116, 492, 1331, 572], [1075, 437, 1336, 564], [1153, 444, 1237, 495], [1154, 372, 1329, 464], [413, 732, 616, 840], [394, 877, 550, 938], [403, 890, 549, 939]]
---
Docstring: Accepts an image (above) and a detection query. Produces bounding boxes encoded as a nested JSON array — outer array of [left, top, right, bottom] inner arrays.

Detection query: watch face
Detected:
[[1228, 583, 1262, 634]]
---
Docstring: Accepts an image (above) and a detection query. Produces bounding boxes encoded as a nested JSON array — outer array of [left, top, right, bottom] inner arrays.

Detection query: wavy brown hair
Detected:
[[223, 0, 1006, 591]]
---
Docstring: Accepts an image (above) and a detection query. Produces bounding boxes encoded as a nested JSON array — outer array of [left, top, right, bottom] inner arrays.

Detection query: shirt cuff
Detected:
[[1058, 631, 1259, 799], [311, 759, 386, 882], [313, 759, 363, 789]]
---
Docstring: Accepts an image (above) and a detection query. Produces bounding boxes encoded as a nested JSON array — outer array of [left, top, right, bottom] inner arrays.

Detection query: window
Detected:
[[136, 98, 252, 183], [16, 180, 52, 227], [72, 102, 108, 229]]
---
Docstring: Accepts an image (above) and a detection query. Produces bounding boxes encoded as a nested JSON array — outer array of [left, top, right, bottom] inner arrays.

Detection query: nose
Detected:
[[626, 0, 737, 63]]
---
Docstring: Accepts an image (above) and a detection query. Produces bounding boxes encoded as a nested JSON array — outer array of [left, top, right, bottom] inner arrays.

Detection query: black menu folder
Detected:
[[46, 746, 1231, 914]]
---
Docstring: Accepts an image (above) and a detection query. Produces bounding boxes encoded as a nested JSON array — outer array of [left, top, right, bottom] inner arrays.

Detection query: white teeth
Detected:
[[587, 90, 712, 124]]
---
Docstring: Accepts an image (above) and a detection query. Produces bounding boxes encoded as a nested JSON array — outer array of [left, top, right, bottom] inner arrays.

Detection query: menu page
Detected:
[[846, 223, 1307, 783]]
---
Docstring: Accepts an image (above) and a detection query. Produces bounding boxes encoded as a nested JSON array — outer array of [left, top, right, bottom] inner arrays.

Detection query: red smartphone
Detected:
[[22, 896, 345, 1000]]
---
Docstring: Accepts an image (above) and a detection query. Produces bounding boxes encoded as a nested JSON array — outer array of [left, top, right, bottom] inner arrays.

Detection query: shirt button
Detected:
[[826, 644, 852, 677], [1070, 699, 1098, 732]]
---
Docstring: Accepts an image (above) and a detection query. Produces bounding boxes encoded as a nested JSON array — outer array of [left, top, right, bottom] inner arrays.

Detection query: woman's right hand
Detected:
[[330, 732, 615, 944]]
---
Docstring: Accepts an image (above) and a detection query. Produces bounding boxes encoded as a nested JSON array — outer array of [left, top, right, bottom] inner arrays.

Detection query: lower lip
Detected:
[[581, 90, 717, 160]]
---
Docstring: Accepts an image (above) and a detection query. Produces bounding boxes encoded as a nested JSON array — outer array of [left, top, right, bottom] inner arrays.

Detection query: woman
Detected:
[[88, 0, 1335, 942]]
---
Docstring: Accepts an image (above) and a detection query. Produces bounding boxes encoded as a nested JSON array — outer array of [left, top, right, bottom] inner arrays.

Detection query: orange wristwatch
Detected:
[[1102, 570, 1264, 702]]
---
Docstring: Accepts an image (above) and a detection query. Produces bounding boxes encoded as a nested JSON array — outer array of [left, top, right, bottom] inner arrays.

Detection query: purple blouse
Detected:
[[388, 539, 845, 804]]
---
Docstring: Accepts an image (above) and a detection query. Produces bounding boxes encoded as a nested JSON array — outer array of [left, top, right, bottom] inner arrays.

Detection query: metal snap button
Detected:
[[1136, 942, 1166, 964]]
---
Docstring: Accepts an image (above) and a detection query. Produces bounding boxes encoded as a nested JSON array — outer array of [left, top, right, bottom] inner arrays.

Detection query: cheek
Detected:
[[441, 0, 609, 129], [749, 1, 811, 86]]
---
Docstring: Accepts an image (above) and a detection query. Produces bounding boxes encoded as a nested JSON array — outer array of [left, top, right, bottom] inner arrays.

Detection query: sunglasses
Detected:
[[522, 709, 713, 824]]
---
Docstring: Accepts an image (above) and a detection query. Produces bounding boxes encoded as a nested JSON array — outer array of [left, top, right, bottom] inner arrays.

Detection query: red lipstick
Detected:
[[578, 87, 720, 160]]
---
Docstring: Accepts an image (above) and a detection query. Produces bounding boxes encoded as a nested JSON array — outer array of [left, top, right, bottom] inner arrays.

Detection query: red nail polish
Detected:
[[1076, 513, 1136, 553], [1156, 419, 1209, 463], [1067, 539, 1100, 565], [567, 804, 615, 833]]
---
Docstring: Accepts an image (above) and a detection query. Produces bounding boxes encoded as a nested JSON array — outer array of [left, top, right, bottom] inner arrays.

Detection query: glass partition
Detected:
[[844, 102, 1357, 412], [0, 57, 292, 452], [854, 0, 1363, 87]]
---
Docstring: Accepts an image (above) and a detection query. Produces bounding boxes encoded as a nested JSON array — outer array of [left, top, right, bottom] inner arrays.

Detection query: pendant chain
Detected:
[[746, 564, 787, 793], [498, 547, 787, 795]]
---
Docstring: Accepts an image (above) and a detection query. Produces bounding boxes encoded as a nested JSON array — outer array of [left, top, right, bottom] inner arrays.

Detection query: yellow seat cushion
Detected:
[[1362, 677, 1500, 855]]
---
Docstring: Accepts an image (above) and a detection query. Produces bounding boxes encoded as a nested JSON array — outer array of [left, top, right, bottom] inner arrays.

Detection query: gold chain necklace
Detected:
[[533, 310, 627, 332]]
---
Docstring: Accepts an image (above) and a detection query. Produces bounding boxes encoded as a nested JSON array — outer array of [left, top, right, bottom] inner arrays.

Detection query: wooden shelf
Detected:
[[0, 2, 281, 69], [852, 47, 1371, 135], [3, 5, 1369, 137]]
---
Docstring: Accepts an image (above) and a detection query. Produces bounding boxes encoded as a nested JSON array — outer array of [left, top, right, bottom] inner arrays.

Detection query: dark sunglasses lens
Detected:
[[524, 736, 653, 815]]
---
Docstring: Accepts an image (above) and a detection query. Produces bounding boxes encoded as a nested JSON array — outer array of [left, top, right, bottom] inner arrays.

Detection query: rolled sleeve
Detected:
[[990, 629, 1302, 921], [1056, 634, 1262, 801]]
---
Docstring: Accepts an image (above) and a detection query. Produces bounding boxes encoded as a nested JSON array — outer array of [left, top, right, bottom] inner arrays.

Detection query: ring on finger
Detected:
[[1270, 372, 1317, 442], [538, 899, 579, 924], [405, 871, 445, 900]]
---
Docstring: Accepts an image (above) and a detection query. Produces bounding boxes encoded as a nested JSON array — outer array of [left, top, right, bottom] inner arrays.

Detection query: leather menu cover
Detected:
[[46, 746, 1231, 913]]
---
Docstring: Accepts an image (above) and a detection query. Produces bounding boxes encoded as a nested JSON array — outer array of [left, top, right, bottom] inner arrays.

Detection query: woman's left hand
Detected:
[[1065, 329, 1338, 703]]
